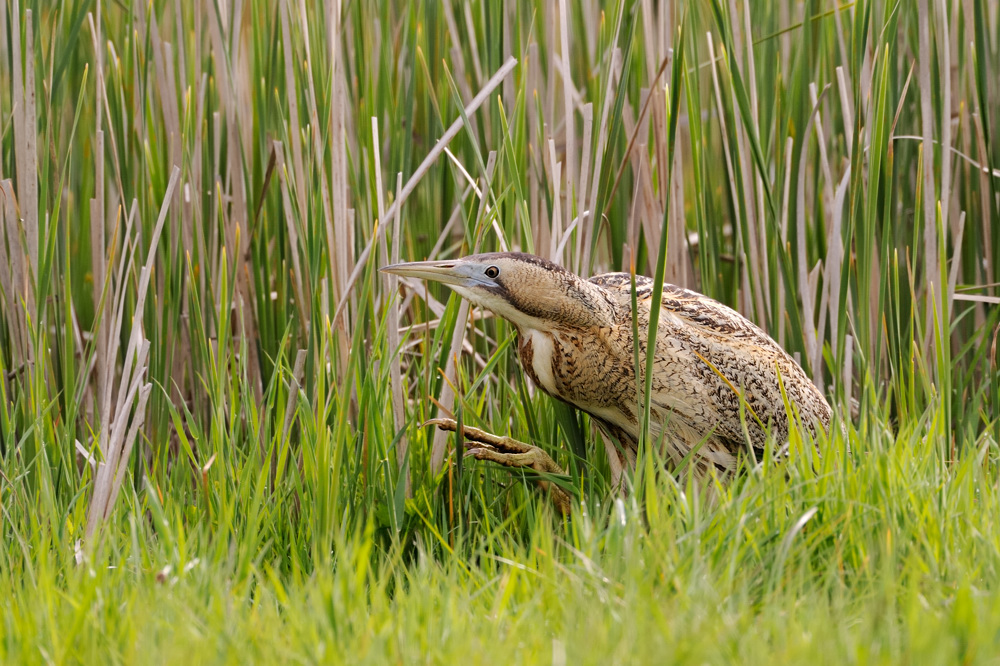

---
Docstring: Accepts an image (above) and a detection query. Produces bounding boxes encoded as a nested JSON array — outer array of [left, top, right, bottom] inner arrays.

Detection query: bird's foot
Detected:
[[424, 418, 572, 515]]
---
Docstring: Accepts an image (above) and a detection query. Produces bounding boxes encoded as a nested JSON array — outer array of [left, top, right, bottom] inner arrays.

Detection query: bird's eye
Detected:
[[484, 265, 500, 279]]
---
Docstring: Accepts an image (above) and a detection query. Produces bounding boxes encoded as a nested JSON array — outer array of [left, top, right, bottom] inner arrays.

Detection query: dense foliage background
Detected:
[[1, 0, 999, 662]]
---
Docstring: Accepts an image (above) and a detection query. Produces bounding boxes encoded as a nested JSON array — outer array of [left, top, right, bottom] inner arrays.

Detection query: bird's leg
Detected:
[[424, 418, 572, 515]]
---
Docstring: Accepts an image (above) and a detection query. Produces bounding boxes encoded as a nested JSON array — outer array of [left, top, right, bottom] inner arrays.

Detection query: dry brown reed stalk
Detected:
[[86, 167, 181, 539]]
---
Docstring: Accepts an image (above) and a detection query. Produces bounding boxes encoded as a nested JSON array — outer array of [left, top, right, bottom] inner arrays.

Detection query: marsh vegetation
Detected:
[[1, 0, 999, 662]]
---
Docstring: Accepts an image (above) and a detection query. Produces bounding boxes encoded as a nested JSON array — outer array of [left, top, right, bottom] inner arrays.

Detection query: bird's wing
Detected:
[[590, 273, 754, 335], [590, 272, 797, 356], [589, 272, 830, 451]]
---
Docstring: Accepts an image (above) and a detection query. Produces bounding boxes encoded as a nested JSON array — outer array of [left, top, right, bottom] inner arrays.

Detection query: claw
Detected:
[[422, 417, 458, 431]]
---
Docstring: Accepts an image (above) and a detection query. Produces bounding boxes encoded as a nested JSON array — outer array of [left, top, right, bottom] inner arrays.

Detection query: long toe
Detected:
[[424, 418, 533, 453], [466, 447, 525, 468]]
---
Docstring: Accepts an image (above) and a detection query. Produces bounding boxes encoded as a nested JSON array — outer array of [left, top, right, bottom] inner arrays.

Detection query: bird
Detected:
[[382, 252, 833, 514]]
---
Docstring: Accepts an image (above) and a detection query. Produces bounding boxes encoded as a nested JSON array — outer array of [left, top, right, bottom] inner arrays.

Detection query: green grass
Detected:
[[2, 0, 1000, 663]]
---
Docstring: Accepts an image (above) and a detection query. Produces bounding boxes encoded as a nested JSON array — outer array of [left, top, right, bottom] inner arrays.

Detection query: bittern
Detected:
[[382, 252, 832, 514]]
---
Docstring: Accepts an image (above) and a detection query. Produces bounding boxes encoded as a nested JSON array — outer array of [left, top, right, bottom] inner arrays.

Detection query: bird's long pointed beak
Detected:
[[379, 260, 470, 287]]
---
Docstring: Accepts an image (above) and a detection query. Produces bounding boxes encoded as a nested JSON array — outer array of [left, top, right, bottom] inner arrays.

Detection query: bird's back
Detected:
[[533, 272, 833, 476]]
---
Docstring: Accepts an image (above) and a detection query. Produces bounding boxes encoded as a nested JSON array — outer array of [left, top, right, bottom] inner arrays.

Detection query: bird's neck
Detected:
[[509, 276, 614, 332], [563, 279, 616, 329]]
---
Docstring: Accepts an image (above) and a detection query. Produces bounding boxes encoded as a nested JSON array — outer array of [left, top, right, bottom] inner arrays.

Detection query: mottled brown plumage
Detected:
[[383, 252, 832, 513]]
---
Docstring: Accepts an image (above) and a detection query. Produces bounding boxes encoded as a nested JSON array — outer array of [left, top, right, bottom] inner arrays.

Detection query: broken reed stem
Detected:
[[332, 56, 518, 330], [86, 167, 181, 540]]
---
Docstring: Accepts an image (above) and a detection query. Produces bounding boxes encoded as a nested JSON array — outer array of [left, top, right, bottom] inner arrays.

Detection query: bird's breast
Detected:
[[520, 329, 559, 395], [517, 326, 638, 435]]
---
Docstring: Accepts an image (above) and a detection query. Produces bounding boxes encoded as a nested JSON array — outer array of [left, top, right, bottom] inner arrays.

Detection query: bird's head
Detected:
[[381, 252, 611, 331]]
